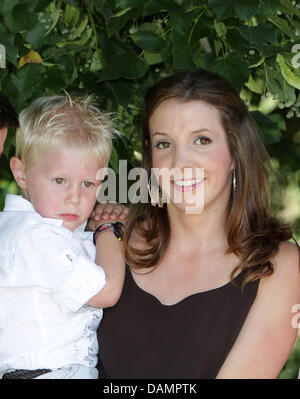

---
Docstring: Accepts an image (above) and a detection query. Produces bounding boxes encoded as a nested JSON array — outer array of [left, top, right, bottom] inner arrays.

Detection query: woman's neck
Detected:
[[167, 203, 229, 253]]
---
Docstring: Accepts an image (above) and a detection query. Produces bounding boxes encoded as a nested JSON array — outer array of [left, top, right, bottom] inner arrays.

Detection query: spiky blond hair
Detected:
[[16, 94, 117, 171]]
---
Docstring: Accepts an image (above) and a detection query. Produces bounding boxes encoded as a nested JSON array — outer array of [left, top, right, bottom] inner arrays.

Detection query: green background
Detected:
[[0, 0, 299, 378]]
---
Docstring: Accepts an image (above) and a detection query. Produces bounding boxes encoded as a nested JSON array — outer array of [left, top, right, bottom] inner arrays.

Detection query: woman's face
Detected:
[[149, 98, 234, 215]]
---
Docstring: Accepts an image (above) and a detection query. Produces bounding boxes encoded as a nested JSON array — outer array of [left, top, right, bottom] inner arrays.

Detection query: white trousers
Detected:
[[0, 364, 98, 379]]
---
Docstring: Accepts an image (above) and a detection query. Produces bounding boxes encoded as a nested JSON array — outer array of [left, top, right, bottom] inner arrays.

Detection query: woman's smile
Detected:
[[171, 177, 206, 192]]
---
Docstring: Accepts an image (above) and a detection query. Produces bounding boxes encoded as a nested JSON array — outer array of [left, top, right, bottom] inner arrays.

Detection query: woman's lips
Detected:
[[171, 178, 205, 192], [59, 214, 79, 221]]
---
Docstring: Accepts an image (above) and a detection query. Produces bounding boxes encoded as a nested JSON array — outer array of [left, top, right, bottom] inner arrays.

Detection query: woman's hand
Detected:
[[88, 202, 129, 231]]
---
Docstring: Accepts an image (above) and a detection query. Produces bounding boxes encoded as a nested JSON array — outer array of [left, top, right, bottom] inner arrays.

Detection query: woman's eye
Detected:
[[83, 181, 94, 188], [156, 141, 171, 149], [195, 136, 211, 145], [53, 177, 65, 184]]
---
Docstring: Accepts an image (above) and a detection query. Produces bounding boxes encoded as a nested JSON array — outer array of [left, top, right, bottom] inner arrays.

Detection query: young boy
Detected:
[[0, 95, 125, 379]]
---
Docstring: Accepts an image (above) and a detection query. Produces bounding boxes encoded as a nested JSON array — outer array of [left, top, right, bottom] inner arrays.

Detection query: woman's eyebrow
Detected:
[[151, 132, 169, 137], [191, 128, 215, 135], [151, 128, 217, 137]]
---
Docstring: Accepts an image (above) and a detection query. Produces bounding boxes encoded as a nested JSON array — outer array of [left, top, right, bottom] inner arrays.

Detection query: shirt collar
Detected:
[[4, 194, 87, 232]]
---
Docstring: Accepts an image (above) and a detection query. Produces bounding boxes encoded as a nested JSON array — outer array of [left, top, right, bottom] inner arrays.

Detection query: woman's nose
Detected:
[[171, 146, 194, 170]]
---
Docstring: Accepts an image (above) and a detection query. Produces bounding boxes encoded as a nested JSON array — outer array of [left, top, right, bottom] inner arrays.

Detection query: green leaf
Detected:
[[268, 113, 286, 132], [24, 0, 52, 12], [143, 0, 181, 15], [258, 0, 282, 17], [2, 0, 19, 32], [69, 15, 89, 40], [43, 67, 68, 92], [11, 64, 46, 93], [214, 21, 227, 39], [12, 2, 39, 31], [251, 111, 282, 144], [208, 0, 259, 21], [169, 9, 193, 32], [245, 74, 264, 94], [26, 23, 48, 50], [104, 80, 137, 108], [189, 17, 214, 44], [226, 28, 250, 51], [33, 0, 53, 12], [278, 0, 300, 19], [109, 146, 119, 172], [0, 25, 18, 66], [130, 31, 165, 51], [172, 30, 194, 70], [99, 52, 148, 81], [107, 10, 135, 38], [143, 50, 163, 65], [111, 6, 132, 18], [239, 23, 277, 44], [57, 28, 92, 48], [206, 53, 249, 93], [266, 80, 283, 101], [254, 44, 284, 58], [277, 54, 300, 90], [264, 66, 295, 102], [268, 16, 297, 40], [64, 4, 80, 27], [90, 49, 103, 72]]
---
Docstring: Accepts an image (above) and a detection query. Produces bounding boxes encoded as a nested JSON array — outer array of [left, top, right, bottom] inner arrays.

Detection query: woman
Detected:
[[94, 69, 300, 378]]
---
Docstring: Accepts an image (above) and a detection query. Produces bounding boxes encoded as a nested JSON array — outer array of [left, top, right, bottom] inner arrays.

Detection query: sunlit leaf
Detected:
[[18, 50, 42, 68]]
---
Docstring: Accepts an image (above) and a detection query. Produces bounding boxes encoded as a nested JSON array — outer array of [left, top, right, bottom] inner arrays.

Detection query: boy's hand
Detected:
[[88, 202, 129, 231]]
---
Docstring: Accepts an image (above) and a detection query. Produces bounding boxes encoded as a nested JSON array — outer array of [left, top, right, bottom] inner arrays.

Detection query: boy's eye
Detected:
[[83, 181, 94, 188], [156, 141, 171, 149], [195, 136, 211, 145], [54, 178, 65, 184]]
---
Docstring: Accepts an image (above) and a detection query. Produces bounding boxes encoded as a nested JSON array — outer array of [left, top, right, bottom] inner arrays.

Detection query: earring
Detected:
[[148, 176, 164, 208], [232, 170, 236, 191]]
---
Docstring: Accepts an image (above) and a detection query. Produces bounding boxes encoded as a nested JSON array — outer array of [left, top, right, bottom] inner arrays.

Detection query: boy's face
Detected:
[[15, 146, 103, 231]]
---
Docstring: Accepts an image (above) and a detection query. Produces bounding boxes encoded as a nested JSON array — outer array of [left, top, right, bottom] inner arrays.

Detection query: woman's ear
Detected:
[[10, 157, 27, 190]]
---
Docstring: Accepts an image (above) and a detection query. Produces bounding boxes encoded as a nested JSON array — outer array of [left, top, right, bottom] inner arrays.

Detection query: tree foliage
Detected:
[[0, 0, 300, 377], [1, 0, 300, 156]]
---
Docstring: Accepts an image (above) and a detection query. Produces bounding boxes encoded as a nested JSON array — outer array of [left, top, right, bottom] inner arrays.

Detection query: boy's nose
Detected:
[[65, 185, 81, 205]]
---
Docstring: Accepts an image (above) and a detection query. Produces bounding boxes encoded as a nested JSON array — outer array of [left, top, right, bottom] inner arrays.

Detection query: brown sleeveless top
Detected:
[[97, 266, 260, 379]]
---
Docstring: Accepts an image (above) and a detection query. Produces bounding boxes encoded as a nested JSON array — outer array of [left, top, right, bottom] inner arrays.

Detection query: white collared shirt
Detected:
[[0, 195, 106, 370]]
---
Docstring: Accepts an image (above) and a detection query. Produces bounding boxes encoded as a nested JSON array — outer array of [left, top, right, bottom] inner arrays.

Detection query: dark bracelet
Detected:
[[93, 222, 124, 244]]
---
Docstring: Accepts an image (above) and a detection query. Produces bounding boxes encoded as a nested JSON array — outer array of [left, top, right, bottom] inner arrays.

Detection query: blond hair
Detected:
[[16, 94, 116, 171]]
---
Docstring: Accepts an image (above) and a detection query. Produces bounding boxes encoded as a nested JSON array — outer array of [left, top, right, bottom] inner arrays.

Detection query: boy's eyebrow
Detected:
[[47, 170, 100, 181]]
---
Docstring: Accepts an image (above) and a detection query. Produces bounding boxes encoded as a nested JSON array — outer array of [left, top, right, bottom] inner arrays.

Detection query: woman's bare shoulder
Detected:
[[258, 240, 300, 304], [272, 240, 300, 280], [216, 240, 300, 378]]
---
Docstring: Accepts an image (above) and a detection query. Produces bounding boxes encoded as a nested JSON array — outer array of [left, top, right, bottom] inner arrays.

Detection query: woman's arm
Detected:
[[216, 241, 300, 379]]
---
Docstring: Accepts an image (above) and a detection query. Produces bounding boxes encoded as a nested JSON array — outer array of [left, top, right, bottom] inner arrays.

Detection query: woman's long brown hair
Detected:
[[124, 69, 293, 287]]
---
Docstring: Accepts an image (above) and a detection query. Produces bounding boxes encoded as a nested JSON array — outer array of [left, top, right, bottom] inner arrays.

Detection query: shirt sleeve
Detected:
[[14, 223, 106, 312]]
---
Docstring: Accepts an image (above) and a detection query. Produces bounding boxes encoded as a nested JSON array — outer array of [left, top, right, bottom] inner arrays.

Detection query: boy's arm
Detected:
[[86, 229, 125, 309]]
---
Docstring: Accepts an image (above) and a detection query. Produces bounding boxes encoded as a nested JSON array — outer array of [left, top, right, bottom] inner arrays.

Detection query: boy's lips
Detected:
[[59, 214, 79, 221]]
